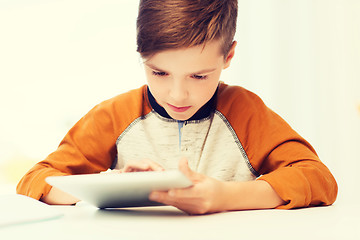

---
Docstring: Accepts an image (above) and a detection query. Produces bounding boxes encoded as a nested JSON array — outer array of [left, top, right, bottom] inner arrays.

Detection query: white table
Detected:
[[0, 199, 358, 240]]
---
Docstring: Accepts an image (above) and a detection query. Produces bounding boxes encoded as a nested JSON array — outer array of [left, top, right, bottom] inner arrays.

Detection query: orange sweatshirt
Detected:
[[17, 83, 337, 209]]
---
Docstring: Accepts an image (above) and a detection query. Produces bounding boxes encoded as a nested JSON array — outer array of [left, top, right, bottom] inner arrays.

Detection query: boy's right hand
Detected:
[[122, 159, 165, 172], [101, 160, 165, 174]]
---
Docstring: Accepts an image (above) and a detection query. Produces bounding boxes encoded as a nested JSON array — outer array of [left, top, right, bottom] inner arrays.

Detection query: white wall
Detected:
[[0, 0, 359, 202], [0, 0, 143, 172], [229, 0, 360, 204]]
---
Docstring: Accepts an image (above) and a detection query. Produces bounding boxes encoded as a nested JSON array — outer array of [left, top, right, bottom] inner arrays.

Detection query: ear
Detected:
[[223, 41, 237, 69]]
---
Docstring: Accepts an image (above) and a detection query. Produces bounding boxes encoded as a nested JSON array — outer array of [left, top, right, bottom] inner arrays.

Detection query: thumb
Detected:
[[178, 157, 196, 179]]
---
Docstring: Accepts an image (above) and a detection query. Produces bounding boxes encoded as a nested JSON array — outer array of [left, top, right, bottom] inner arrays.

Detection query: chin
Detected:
[[170, 116, 189, 121], [164, 107, 194, 121], [169, 113, 192, 121]]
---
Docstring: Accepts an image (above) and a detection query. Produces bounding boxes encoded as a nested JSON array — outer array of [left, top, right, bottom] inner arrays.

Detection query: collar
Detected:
[[147, 87, 216, 121]]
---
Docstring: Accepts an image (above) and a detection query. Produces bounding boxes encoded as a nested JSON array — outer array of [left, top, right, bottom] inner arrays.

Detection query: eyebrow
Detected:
[[145, 63, 217, 75]]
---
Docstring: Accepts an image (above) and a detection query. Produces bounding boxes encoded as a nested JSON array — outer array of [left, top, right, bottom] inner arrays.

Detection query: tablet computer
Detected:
[[46, 170, 192, 209]]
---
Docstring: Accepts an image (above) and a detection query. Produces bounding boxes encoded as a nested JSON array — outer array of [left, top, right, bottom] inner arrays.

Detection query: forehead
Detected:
[[143, 40, 224, 72]]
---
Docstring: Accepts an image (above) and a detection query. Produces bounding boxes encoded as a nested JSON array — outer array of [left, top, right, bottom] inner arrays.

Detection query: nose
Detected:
[[169, 78, 188, 103]]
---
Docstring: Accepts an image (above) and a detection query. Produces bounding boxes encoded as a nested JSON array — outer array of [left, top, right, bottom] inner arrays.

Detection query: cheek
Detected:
[[146, 78, 167, 101], [192, 80, 219, 104]]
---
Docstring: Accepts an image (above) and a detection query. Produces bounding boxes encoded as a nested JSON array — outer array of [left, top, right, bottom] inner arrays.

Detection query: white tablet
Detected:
[[46, 170, 192, 209]]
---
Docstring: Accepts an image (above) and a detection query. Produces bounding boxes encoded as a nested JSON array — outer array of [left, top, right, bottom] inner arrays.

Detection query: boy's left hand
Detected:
[[149, 158, 226, 215]]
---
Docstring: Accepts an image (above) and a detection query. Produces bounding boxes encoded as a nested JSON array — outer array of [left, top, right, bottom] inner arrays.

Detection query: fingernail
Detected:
[[149, 193, 158, 200], [168, 190, 175, 197]]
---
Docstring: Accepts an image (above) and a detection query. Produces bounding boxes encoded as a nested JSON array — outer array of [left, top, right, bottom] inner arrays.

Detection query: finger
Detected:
[[169, 184, 203, 200], [178, 157, 197, 179], [149, 191, 183, 207], [149, 191, 168, 203], [123, 160, 164, 172], [146, 160, 165, 171], [168, 188, 190, 198], [150, 189, 195, 203], [123, 161, 150, 172], [100, 169, 122, 174], [149, 191, 202, 214]]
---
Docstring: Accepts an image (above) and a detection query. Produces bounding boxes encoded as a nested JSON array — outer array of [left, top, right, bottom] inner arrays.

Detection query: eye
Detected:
[[152, 71, 168, 77], [192, 74, 208, 80]]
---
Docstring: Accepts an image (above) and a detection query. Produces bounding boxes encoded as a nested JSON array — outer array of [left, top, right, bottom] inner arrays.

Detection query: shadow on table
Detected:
[[94, 206, 192, 218]]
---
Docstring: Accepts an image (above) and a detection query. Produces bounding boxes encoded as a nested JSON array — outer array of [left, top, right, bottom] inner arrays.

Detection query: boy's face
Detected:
[[144, 40, 235, 121]]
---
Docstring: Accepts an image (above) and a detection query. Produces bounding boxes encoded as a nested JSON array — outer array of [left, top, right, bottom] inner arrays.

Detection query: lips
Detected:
[[167, 103, 191, 112]]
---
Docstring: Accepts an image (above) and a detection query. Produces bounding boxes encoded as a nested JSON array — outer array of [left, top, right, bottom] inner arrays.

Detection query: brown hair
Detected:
[[136, 0, 237, 58]]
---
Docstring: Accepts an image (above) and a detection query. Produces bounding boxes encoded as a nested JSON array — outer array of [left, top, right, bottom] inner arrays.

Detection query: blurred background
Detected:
[[0, 0, 359, 204]]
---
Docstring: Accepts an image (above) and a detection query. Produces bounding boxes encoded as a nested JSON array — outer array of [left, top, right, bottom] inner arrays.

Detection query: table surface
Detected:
[[0, 194, 359, 240]]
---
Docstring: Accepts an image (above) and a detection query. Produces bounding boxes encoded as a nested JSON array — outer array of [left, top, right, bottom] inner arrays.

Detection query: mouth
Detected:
[[167, 103, 191, 113]]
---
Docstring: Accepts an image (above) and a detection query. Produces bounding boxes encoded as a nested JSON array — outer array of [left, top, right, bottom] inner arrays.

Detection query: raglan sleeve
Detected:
[[16, 100, 119, 201], [227, 88, 338, 209]]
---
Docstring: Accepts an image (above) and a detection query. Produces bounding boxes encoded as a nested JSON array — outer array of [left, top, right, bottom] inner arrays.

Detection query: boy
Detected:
[[17, 0, 337, 214]]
